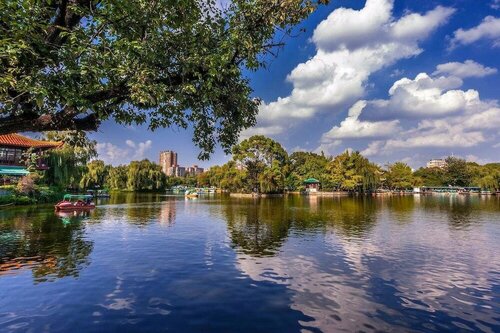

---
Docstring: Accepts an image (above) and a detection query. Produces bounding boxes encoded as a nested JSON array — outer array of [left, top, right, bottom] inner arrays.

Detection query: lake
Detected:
[[0, 194, 499, 332]]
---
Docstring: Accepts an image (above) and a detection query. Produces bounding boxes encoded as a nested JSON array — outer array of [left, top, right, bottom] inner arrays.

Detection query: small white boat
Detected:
[[185, 190, 198, 198]]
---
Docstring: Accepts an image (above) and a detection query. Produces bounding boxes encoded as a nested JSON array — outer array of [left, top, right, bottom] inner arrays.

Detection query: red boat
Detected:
[[55, 194, 95, 211]]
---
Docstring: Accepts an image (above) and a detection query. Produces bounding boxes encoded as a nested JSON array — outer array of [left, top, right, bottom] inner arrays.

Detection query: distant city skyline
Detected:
[[159, 150, 204, 177], [91, 0, 500, 168]]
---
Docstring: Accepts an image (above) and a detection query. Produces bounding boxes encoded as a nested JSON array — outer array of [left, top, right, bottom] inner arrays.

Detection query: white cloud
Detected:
[[324, 67, 500, 157], [135, 140, 153, 159], [363, 105, 500, 154], [255, 0, 454, 131], [239, 125, 285, 140], [321, 101, 400, 140], [361, 141, 385, 157], [96, 143, 130, 165], [313, 140, 342, 156], [451, 16, 500, 48], [493, 0, 500, 10], [465, 154, 495, 164], [384, 127, 485, 149], [365, 73, 479, 119], [97, 140, 153, 165], [125, 140, 136, 148], [433, 60, 497, 78]]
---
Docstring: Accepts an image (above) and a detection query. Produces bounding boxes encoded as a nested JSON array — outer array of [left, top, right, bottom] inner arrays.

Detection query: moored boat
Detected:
[[55, 194, 96, 211], [96, 190, 111, 198], [185, 189, 198, 198]]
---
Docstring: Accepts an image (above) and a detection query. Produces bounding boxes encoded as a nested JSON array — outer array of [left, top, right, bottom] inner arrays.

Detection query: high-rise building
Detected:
[[167, 166, 186, 177], [186, 165, 204, 175], [160, 151, 177, 175], [426, 159, 447, 169]]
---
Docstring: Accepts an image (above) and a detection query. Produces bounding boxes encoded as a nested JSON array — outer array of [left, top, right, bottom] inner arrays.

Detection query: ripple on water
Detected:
[[0, 195, 499, 333]]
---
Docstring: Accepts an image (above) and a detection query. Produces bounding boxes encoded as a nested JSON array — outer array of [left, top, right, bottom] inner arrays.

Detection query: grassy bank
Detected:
[[0, 185, 63, 206]]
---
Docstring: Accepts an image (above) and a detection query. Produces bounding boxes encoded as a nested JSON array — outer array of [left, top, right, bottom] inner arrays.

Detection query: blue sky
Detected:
[[92, 0, 500, 168]]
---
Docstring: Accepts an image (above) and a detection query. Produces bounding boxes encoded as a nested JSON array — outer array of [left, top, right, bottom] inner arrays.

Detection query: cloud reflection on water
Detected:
[[229, 195, 500, 332]]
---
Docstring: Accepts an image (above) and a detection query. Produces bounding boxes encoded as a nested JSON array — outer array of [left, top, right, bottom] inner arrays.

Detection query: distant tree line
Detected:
[[30, 134, 499, 194], [200, 136, 500, 194]]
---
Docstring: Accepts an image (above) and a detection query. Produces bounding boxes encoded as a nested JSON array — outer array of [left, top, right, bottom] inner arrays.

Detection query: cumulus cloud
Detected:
[[255, 0, 454, 132], [313, 140, 343, 156], [361, 141, 385, 157], [363, 73, 480, 120], [97, 140, 153, 165], [368, 103, 500, 155], [450, 16, 500, 48], [96, 143, 130, 165], [321, 101, 400, 140], [433, 60, 497, 78], [239, 125, 285, 140], [320, 66, 500, 157]]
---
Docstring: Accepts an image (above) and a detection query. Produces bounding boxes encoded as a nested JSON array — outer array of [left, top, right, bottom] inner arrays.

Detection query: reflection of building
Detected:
[[160, 200, 177, 225], [186, 165, 204, 175], [159, 151, 178, 175], [0, 133, 63, 180], [426, 159, 447, 169]]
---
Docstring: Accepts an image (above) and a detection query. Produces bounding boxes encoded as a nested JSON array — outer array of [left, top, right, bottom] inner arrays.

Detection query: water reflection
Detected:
[[0, 194, 498, 332], [230, 195, 500, 332], [223, 196, 379, 257], [160, 199, 177, 226], [0, 207, 93, 282]]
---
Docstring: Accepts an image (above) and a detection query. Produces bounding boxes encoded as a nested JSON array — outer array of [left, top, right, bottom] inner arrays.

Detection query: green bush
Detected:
[[14, 195, 35, 205], [0, 195, 15, 205]]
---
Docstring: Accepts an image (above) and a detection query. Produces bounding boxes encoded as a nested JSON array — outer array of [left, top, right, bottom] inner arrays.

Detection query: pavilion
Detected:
[[304, 178, 321, 193], [0, 133, 63, 177]]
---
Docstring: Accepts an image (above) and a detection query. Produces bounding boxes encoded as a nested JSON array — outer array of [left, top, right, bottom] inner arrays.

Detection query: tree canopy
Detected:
[[232, 135, 288, 192], [0, 0, 327, 158], [327, 151, 380, 192], [385, 162, 414, 190]]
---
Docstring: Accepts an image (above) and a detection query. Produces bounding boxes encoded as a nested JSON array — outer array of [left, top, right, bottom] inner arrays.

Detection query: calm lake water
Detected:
[[0, 194, 499, 332]]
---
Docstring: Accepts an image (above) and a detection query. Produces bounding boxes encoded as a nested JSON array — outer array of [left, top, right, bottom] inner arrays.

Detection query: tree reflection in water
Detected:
[[224, 195, 500, 332], [0, 207, 93, 282], [223, 195, 381, 256]]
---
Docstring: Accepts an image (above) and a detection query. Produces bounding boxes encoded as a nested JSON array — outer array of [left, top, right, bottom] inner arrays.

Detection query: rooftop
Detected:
[[0, 134, 63, 149]]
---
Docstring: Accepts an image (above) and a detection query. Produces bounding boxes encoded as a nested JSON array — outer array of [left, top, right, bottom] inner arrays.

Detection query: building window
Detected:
[[0, 148, 25, 165]]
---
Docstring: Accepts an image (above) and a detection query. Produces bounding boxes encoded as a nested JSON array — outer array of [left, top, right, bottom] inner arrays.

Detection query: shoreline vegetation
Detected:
[[2, 135, 499, 207]]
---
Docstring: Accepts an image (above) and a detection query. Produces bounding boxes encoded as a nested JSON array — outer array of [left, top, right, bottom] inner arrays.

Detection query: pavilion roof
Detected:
[[0, 133, 63, 149], [304, 178, 320, 184]]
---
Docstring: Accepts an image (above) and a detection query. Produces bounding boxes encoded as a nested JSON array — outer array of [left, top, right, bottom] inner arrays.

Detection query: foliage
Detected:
[[126, 160, 166, 191], [204, 161, 248, 192], [385, 162, 414, 190], [445, 157, 472, 187], [232, 135, 288, 192], [21, 148, 40, 172], [16, 175, 37, 195], [413, 167, 446, 187], [326, 151, 379, 192], [42, 131, 97, 188], [80, 160, 110, 189], [107, 165, 128, 190], [287, 151, 330, 190], [0, 0, 327, 158]]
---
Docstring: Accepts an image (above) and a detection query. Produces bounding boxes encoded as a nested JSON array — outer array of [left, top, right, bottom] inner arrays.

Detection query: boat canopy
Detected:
[[63, 194, 93, 200]]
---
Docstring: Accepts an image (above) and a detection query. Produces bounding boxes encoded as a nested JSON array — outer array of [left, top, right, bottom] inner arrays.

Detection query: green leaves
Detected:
[[1, 0, 326, 157], [327, 151, 380, 192]]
